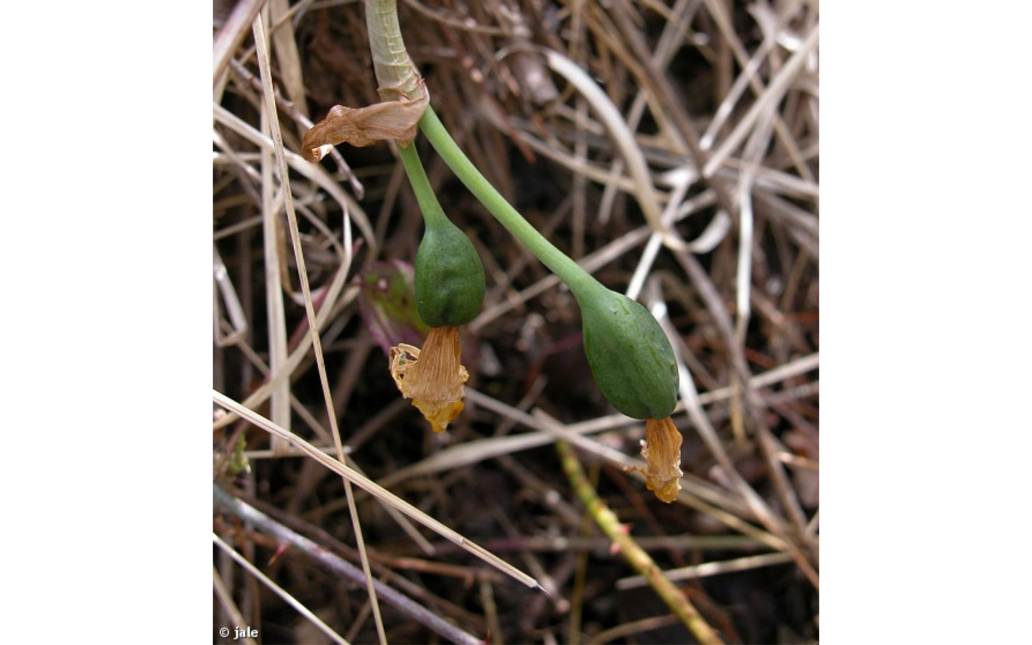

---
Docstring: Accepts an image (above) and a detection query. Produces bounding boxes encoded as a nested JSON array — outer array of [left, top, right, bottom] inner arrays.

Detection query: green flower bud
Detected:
[[414, 218, 486, 327], [576, 286, 678, 419]]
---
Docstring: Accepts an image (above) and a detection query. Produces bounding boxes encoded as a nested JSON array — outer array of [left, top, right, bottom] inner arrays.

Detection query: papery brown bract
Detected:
[[301, 87, 429, 162]]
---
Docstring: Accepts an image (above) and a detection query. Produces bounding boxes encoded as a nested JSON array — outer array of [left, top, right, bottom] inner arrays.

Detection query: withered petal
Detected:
[[413, 398, 464, 434], [389, 326, 469, 433], [640, 416, 683, 503]]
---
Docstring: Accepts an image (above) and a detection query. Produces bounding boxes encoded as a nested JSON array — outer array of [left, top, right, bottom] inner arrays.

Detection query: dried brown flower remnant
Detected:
[[389, 326, 469, 433], [639, 416, 683, 503], [301, 84, 429, 162]]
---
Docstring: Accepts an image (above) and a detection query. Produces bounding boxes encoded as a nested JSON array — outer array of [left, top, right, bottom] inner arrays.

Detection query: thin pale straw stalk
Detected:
[[545, 50, 688, 252], [617, 552, 796, 590], [251, 15, 386, 643], [214, 533, 350, 645], [703, 26, 819, 178], [213, 389, 542, 592], [214, 487, 484, 645], [212, 565, 258, 645]]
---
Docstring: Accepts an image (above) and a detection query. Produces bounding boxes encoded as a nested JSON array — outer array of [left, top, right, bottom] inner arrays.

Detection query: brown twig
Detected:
[[214, 484, 486, 645], [555, 441, 724, 644]]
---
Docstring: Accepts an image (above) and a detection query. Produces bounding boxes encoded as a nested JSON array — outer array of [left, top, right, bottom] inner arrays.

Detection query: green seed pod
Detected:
[[576, 286, 678, 419], [414, 218, 486, 327]]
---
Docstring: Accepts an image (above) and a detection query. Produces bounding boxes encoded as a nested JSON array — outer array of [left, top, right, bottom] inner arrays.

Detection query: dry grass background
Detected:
[[213, 0, 818, 642]]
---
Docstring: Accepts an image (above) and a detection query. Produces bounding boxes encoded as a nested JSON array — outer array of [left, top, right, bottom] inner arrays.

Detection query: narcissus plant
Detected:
[[415, 108, 686, 502], [576, 284, 683, 502], [302, 7, 684, 501], [387, 141, 485, 433], [577, 285, 678, 420]]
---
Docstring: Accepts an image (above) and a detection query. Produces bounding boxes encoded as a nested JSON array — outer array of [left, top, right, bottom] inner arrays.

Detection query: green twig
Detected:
[[555, 441, 724, 645], [418, 106, 604, 302], [396, 141, 447, 228]]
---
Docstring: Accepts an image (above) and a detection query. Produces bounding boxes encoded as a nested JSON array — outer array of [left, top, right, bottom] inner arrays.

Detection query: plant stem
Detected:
[[364, 0, 421, 100], [555, 440, 724, 645], [419, 106, 603, 301], [396, 141, 447, 229]]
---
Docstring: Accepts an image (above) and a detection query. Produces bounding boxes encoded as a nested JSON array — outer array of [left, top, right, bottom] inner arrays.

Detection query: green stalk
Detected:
[[397, 141, 447, 228], [420, 106, 678, 420], [418, 107, 604, 301]]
